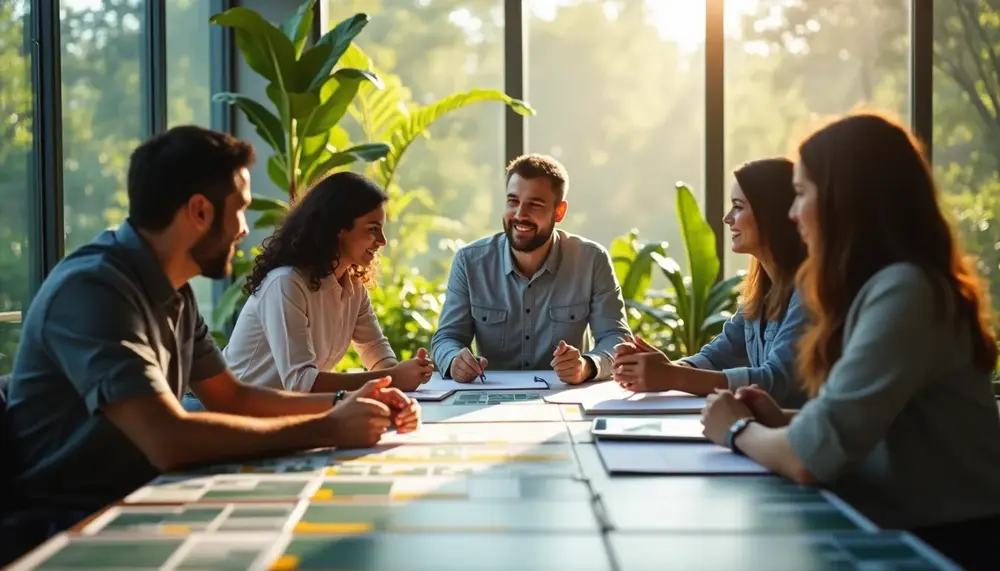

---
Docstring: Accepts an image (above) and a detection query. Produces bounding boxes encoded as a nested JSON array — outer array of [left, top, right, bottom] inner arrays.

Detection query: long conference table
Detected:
[[9, 373, 960, 570]]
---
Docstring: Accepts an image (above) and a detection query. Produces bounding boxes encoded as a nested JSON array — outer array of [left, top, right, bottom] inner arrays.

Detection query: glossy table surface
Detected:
[[9, 386, 960, 571]]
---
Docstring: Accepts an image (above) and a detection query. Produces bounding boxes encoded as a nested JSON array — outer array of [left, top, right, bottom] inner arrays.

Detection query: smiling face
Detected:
[[503, 174, 567, 253], [789, 161, 820, 255], [338, 203, 387, 269], [722, 180, 761, 256]]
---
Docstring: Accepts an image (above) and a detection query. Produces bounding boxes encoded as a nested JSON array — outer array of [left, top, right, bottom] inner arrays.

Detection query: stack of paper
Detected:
[[596, 440, 770, 475], [543, 381, 706, 414], [590, 416, 708, 442], [418, 370, 561, 392], [404, 389, 455, 402]]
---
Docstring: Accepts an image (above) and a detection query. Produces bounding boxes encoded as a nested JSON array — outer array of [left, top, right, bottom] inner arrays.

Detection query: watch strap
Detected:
[[725, 417, 755, 455], [583, 355, 599, 381]]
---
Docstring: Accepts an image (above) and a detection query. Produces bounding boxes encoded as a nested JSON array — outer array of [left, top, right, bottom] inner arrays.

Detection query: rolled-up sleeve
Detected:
[[723, 292, 808, 403], [586, 246, 631, 380], [681, 310, 749, 371], [787, 267, 939, 483], [352, 289, 396, 370], [43, 274, 173, 414], [255, 275, 321, 393], [431, 251, 475, 378]]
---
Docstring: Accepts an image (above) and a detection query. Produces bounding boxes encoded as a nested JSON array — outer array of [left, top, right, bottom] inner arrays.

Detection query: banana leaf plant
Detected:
[[208, 0, 392, 334], [610, 229, 667, 336], [626, 184, 742, 358]]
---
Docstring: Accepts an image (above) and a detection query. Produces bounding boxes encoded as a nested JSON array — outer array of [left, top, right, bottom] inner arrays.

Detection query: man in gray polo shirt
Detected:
[[3, 127, 418, 542], [431, 154, 631, 384]]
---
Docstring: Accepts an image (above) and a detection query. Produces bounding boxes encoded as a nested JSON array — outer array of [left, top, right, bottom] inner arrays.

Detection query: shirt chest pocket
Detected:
[[549, 302, 590, 345], [471, 305, 508, 349], [761, 322, 778, 350]]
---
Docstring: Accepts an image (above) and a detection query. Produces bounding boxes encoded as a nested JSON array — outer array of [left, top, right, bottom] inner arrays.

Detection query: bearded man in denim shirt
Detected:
[[431, 154, 631, 385]]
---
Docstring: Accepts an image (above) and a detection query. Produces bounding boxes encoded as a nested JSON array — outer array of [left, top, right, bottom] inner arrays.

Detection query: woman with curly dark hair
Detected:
[[221, 171, 434, 394]]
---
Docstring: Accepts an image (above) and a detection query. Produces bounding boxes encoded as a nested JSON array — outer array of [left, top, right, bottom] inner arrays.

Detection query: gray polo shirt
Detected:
[[431, 230, 631, 380], [787, 262, 1000, 529], [6, 219, 227, 511]]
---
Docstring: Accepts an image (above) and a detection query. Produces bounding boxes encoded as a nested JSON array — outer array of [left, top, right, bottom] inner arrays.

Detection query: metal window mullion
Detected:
[[210, 0, 235, 135], [141, 0, 167, 137], [910, 0, 933, 159], [504, 0, 526, 166], [29, 0, 65, 297], [706, 0, 725, 277]]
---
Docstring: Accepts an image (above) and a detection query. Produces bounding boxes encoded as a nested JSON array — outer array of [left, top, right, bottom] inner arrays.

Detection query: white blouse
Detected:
[[222, 266, 396, 392]]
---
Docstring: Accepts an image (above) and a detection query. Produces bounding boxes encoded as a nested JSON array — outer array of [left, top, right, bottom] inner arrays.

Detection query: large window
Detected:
[[328, 0, 506, 278], [167, 0, 214, 319], [0, 0, 32, 374], [61, 0, 145, 253], [527, 0, 705, 264], [723, 0, 910, 276], [933, 0, 1000, 322]]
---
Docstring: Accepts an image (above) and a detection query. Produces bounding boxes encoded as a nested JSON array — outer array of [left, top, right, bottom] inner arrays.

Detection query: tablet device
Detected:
[[590, 416, 708, 441]]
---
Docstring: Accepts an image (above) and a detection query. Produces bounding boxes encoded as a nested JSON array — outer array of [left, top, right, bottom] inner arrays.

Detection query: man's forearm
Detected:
[[160, 411, 328, 471], [224, 383, 338, 417]]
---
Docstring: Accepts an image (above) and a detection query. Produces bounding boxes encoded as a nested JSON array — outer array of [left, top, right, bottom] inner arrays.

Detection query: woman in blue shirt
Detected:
[[613, 157, 809, 407]]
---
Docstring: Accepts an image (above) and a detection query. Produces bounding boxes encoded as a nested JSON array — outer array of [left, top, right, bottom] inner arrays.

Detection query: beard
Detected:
[[190, 221, 237, 280], [504, 216, 555, 253]]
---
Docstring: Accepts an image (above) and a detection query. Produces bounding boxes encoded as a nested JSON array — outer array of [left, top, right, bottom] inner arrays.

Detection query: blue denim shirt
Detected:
[[431, 230, 631, 380], [681, 289, 808, 407]]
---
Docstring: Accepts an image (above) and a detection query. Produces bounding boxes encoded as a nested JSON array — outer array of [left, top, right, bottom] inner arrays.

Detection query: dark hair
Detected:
[[506, 153, 569, 201], [127, 125, 256, 231], [733, 157, 807, 321], [245, 171, 389, 295], [795, 111, 997, 396]]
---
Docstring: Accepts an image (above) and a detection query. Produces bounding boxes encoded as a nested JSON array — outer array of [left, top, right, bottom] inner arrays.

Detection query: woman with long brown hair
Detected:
[[701, 112, 1000, 570], [613, 157, 809, 407]]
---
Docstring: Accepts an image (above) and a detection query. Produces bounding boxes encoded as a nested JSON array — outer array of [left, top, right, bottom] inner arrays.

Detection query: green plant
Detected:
[[206, 3, 534, 345], [208, 0, 392, 336], [623, 183, 742, 358], [609, 229, 671, 345]]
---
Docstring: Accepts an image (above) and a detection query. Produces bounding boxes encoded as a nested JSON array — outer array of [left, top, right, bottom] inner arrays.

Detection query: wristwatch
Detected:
[[725, 417, 756, 455], [583, 355, 598, 381], [332, 390, 346, 408]]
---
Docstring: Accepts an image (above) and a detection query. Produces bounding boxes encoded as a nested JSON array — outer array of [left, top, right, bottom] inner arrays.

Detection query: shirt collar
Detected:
[[541, 230, 563, 275], [501, 229, 563, 278], [321, 269, 356, 300], [115, 218, 179, 307]]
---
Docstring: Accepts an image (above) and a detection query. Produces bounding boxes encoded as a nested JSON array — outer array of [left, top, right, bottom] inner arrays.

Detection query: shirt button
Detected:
[[524, 361, 530, 367], [525, 335, 530, 340], [481, 316, 487, 322], [526, 308, 531, 314], [570, 315, 575, 320]]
